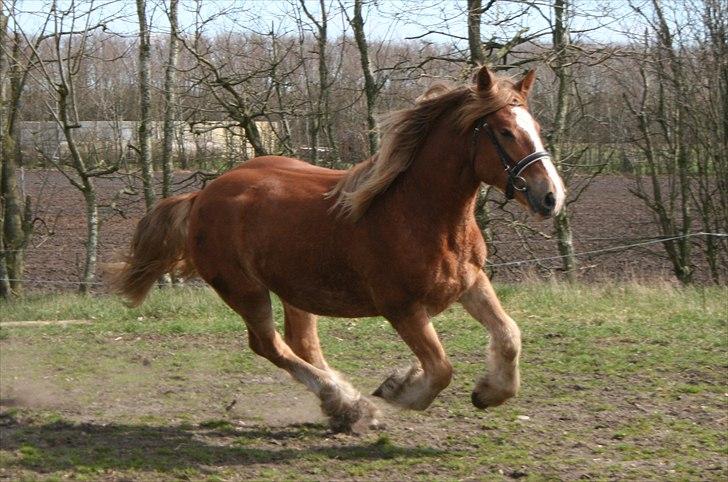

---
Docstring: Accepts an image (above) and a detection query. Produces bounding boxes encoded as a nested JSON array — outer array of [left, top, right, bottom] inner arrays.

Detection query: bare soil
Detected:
[[15, 169, 719, 292]]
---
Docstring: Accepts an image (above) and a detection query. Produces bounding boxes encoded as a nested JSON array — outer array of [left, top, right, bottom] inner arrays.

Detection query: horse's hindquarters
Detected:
[[187, 161, 378, 317]]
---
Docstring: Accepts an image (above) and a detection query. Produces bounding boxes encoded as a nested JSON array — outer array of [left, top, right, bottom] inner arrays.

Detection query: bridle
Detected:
[[472, 116, 552, 200]]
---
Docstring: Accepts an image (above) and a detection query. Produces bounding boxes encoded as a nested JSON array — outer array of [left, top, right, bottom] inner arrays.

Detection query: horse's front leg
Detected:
[[373, 309, 453, 410], [459, 271, 522, 408]]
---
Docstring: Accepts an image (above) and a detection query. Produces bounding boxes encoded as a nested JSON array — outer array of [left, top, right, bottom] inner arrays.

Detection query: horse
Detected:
[[109, 66, 566, 433]]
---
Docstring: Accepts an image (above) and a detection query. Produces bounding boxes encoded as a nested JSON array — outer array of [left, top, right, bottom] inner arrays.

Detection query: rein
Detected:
[[472, 117, 552, 200]]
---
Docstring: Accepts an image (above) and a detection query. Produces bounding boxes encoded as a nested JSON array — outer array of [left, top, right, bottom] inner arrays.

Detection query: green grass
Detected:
[[1, 282, 726, 480]]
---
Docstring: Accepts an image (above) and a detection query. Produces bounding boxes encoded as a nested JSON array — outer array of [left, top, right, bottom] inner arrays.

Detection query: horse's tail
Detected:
[[107, 192, 198, 307]]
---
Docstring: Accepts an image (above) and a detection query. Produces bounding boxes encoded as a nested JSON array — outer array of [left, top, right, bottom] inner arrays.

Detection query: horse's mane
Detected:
[[327, 73, 521, 221]]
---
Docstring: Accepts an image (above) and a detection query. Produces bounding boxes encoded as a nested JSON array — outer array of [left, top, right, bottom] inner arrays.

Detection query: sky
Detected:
[[9, 0, 656, 46]]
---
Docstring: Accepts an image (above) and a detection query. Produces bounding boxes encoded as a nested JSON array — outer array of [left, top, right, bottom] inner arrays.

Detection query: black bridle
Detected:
[[472, 117, 552, 200]]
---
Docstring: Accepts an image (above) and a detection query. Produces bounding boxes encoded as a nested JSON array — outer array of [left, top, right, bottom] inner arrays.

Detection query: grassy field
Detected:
[[1, 283, 726, 481]]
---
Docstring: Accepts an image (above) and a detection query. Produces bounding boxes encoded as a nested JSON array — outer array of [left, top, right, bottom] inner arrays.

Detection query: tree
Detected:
[[621, 0, 699, 284], [178, 2, 290, 159], [547, 0, 578, 282], [161, 0, 179, 198], [25, 0, 123, 293], [346, 0, 379, 154], [295, 0, 338, 165], [1, 0, 40, 297], [136, 0, 156, 210], [690, 0, 728, 282], [0, 1, 10, 297]]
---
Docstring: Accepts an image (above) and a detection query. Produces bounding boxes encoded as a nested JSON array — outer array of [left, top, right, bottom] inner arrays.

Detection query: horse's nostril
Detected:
[[544, 192, 555, 209]]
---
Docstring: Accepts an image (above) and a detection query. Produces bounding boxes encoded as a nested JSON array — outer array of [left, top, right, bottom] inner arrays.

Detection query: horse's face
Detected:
[[472, 68, 566, 219]]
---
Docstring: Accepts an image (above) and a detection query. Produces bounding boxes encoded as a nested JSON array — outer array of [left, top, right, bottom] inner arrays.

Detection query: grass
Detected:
[[1, 282, 726, 481]]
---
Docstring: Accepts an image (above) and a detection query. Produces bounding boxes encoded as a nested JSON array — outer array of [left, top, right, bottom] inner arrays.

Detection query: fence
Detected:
[[3, 232, 725, 291]]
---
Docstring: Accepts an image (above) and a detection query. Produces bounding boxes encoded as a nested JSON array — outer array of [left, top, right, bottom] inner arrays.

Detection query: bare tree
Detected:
[[25, 0, 122, 293], [346, 0, 379, 154], [690, 0, 728, 282], [161, 0, 178, 198], [466, 0, 496, 263], [179, 3, 284, 159], [295, 0, 339, 165], [547, 0, 578, 282], [1, 1, 41, 297], [0, 1, 10, 296], [620, 0, 698, 284], [136, 0, 156, 209]]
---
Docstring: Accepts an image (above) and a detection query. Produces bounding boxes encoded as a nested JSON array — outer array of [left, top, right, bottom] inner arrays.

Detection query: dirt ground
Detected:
[[1, 285, 725, 480], [14, 169, 720, 292]]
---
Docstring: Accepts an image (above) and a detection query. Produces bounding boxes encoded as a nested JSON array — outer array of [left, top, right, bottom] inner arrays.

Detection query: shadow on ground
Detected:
[[0, 411, 443, 474]]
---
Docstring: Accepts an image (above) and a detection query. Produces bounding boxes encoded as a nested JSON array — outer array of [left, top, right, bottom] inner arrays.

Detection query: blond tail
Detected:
[[107, 192, 198, 306]]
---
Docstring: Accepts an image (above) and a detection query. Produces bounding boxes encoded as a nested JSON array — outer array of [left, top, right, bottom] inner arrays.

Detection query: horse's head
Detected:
[[469, 67, 566, 219]]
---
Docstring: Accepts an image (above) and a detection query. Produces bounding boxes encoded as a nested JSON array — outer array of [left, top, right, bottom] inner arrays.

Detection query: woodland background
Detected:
[[1, 0, 726, 297]]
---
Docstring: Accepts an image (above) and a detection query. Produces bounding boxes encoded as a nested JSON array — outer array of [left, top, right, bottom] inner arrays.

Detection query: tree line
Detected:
[[1, 0, 726, 297]]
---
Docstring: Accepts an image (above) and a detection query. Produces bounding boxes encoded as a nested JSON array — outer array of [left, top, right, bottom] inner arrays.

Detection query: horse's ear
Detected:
[[474, 66, 495, 92], [515, 70, 536, 97]]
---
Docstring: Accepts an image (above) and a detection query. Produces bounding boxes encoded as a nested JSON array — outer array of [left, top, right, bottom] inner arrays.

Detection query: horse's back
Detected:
[[187, 156, 376, 316]]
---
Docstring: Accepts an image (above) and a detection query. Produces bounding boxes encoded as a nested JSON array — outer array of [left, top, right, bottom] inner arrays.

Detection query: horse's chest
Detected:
[[392, 228, 482, 314], [421, 249, 480, 314]]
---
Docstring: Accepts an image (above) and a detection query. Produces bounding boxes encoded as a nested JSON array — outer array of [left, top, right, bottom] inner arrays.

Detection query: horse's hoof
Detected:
[[372, 365, 418, 401], [471, 382, 516, 409], [368, 418, 387, 431], [471, 390, 484, 409], [328, 396, 382, 434], [471, 390, 491, 409]]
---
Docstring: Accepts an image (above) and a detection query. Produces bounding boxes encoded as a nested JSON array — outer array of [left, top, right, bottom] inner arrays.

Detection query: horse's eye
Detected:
[[500, 129, 515, 139]]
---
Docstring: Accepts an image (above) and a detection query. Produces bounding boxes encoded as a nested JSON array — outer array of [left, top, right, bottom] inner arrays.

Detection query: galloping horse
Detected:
[[110, 67, 565, 433]]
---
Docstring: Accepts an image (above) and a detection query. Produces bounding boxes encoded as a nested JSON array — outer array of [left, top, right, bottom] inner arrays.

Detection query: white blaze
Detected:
[[513, 106, 566, 213]]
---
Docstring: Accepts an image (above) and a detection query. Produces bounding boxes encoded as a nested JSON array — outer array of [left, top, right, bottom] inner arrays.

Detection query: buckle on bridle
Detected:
[[511, 175, 528, 192], [472, 117, 551, 200]]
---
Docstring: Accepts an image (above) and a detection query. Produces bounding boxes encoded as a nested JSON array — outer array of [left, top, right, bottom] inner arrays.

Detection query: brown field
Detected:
[[15, 169, 718, 292]]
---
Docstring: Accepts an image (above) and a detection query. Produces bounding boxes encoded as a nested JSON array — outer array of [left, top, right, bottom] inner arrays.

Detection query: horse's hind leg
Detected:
[[373, 309, 453, 410], [283, 302, 382, 429], [282, 303, 330, 370], [222, 290, 379, 432], [459, 271, 521, 408]]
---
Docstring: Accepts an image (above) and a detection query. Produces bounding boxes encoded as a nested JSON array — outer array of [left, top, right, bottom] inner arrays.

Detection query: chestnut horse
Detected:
[[110, 67, 565, 432]]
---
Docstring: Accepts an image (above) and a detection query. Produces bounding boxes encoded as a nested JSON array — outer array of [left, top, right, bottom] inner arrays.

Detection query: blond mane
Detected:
[[327, 73, 521, 221]]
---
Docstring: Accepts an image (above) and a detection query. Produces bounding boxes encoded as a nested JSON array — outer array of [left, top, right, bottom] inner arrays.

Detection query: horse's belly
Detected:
[[255, 255, 376, 317]]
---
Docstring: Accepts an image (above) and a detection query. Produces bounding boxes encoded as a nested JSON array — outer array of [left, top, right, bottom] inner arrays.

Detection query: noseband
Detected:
[[472, 117, 552, 200]]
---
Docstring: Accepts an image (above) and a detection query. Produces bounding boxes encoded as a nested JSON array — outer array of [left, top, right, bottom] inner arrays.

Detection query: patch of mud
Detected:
[[0, 379, 66, 412]]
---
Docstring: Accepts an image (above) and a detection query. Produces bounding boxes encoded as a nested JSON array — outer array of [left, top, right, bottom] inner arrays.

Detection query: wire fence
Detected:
[[3, 231, 725, 288], [487, 231, 727, 267]]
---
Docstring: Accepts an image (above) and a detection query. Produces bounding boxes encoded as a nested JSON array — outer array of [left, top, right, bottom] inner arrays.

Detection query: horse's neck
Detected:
[[386, 125, 481, 228]]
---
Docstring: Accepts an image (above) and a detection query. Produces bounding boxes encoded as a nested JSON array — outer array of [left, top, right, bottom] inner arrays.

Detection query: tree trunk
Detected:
[[57, 67, 101, 294], [297, 0, 335, 165], [0, 4, 10, 297], [349, 0, 379, 155], [467, 0, 486, 65], [161, 0, 179, 199], [0, 15, 27, 296], [550, 0, 577, 282], [653, 0, 693, 284], [554, 208, 576, 280], [314, 0, 336, 164], [79, 182, 98, 294], [466, 0, 495, 269], [0, 209, 8, 297], [136, 0, 156, 210], [241, 117, 267, 157]]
